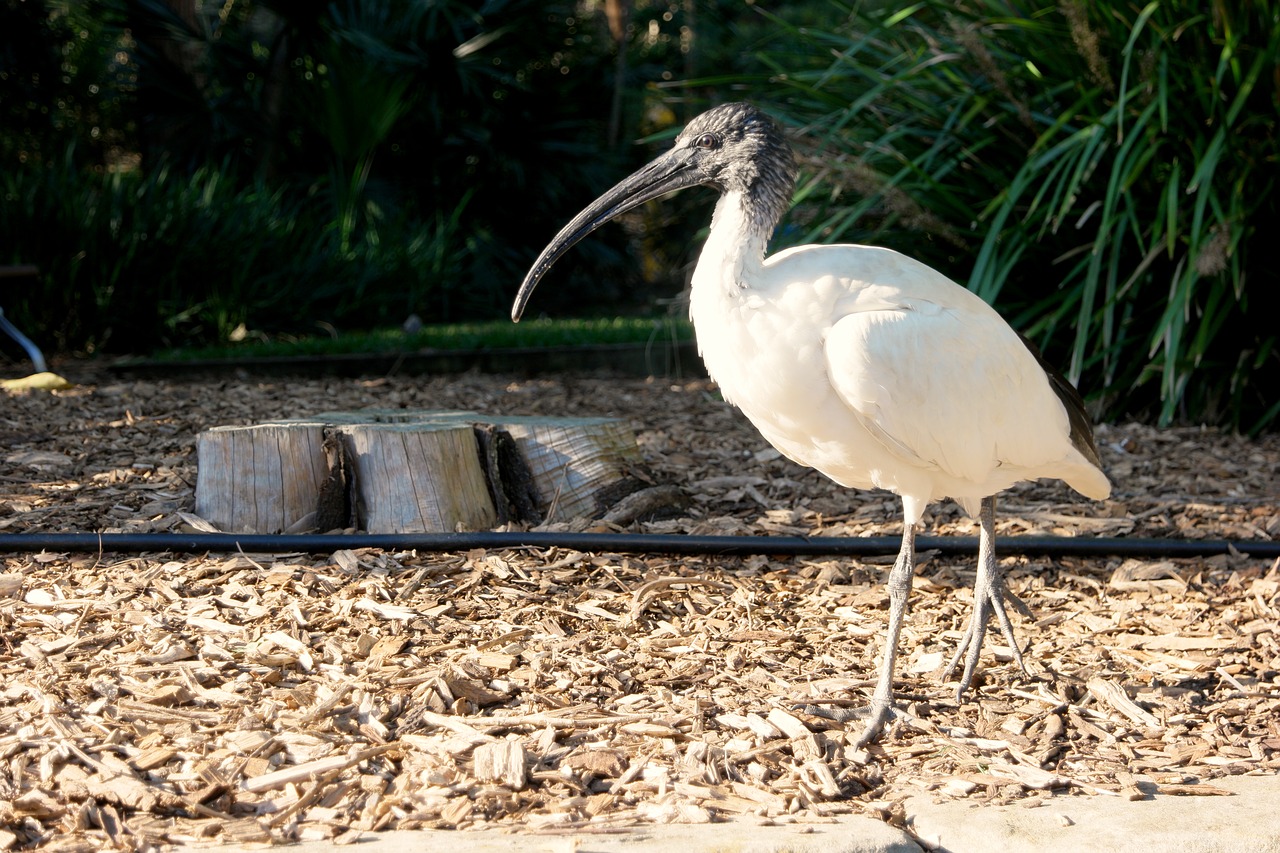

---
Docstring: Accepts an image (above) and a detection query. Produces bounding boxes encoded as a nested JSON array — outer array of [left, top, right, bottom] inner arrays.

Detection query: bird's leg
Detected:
[[942, 495, 1029, 698], [853, 519, 917, 747]]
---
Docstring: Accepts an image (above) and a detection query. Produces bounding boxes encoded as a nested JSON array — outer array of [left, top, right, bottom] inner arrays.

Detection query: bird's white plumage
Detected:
[[691, 191, 1110, 527]]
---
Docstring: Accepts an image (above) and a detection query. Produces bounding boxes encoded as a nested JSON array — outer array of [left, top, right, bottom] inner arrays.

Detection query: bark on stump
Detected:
[[194, 410, 664, 534]]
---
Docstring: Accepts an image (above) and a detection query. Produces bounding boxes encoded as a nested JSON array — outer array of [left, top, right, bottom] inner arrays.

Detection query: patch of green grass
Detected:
[[143, 316, 695, 362]]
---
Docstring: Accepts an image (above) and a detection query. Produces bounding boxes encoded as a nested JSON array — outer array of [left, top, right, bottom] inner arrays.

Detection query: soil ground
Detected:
[[1, 362, 1277, 850]]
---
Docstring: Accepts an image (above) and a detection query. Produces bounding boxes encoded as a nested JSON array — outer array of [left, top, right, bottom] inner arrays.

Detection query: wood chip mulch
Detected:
[[2, 365, 1278, 850]]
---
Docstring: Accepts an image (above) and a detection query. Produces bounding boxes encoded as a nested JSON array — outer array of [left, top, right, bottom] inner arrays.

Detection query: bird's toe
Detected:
[[794, 700, 913, 747], [854, 701, 915, 747]]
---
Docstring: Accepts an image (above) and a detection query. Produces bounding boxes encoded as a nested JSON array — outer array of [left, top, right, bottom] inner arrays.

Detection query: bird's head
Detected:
[[511, 101, 795, 322], [671, 101, 795, 196]]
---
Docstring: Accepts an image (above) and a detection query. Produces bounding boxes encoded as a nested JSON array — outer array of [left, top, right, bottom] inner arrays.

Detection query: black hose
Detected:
[[1, 531, 1277, 558]]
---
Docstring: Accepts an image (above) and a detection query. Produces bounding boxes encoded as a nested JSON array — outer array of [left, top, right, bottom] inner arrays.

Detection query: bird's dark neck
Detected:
[[734, 147, 795, 247], [742, 183, 789, 246]]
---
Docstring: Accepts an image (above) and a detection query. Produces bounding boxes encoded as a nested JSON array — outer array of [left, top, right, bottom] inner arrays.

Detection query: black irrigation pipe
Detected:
[[1, 531, 1278, 559]]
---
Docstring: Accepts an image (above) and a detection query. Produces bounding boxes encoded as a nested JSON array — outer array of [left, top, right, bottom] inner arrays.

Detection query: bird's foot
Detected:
[[794, 701, 914, 747], [942, 584, 1031, 698], [851, 699, 900, 748]]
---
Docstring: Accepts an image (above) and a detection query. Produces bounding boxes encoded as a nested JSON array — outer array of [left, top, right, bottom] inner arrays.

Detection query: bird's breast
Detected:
[[689, 261, 889, 491]]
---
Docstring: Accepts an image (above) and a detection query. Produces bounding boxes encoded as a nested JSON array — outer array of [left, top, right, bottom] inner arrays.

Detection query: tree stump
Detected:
[[194, 423, 330, 535], [336, 422, 497, 534], [469, 414, 645, 522], [193, 410, 667, 534]]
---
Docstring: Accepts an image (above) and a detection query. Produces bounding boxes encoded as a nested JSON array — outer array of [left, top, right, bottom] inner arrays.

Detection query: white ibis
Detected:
[[511, 101, 1110, 745]]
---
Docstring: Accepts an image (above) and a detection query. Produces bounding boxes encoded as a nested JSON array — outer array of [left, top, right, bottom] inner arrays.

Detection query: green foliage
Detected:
[[0, 0, 130, 164], [2, 0, 645, 351], [5, 0, 1275, 433], [100, 0, 635, 306], [746, 0, 1279, 431], [0, 150, 469, 351]]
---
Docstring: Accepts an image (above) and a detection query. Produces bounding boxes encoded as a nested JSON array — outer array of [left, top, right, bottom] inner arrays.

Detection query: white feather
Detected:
[[691, 192, 1110, 527]]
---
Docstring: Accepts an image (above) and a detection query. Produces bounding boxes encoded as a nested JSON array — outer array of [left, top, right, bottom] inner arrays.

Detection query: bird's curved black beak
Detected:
[[511, 145, 706, 322]]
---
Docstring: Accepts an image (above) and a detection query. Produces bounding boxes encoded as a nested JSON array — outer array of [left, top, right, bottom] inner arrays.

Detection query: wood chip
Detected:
[[4, 370, 1278, 845], [473, 739, 527, 789], [1087, 678, 1163, 730], [1156, 783, 1235, 796], [987, 762, 1068, 790]]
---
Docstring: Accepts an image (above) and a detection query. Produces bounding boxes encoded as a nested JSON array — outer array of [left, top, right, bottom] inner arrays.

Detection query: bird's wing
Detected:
[[823, 291, 1071, 488]]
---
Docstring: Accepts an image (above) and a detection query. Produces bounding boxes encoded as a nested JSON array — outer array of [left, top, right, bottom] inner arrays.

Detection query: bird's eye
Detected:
[[694, 132, 720, 150]]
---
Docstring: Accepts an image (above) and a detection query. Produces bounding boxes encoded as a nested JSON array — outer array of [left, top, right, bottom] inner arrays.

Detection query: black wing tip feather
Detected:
[[1015, 332, 1105, 471]]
